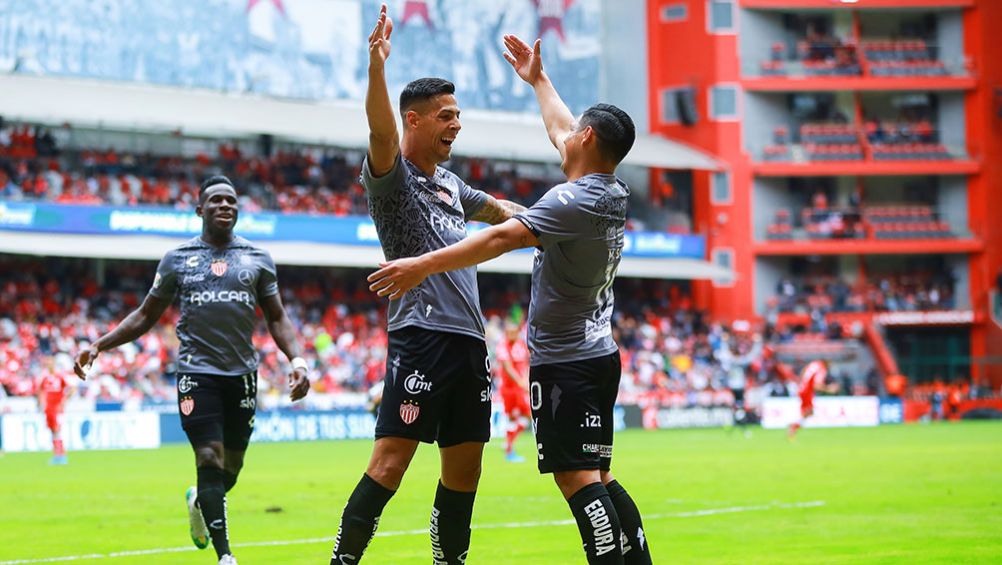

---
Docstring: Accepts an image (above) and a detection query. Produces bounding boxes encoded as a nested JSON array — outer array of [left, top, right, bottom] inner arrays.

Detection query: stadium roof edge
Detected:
[[0, 74, 721, 171], [0, 231, 734, 281]]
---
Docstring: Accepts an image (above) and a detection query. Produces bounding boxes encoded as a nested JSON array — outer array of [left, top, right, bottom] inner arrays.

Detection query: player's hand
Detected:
[[73, 345, 98, 380], [368, 3, 393, 67], [367, 258, 428, 300], [502, 34, 543, 86], [288, 367, 310, 402]]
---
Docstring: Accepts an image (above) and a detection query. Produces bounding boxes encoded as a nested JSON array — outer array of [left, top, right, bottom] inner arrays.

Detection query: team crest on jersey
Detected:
[[180, 396, 195, 416], [211, 259, 228, 277], [400, 400, 420, 425]]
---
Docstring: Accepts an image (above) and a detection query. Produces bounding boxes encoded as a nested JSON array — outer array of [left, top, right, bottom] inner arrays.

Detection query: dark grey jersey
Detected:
[[148, 236, 279, 376], [362, 154, 490, 339], [515, 174, 629, 366]]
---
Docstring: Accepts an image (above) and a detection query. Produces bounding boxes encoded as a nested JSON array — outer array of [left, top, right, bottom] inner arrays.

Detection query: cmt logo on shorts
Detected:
[[581, 444, 613, 457], [403, 371, 432, 395], [188, 290, 253, 306]]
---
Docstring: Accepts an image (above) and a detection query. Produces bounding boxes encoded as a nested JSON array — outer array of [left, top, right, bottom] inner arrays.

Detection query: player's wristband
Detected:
[[291, 357, 309, 372]]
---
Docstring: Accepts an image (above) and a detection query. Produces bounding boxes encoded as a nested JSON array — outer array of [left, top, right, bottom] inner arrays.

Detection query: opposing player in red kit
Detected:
[[37, 358, 72, 465], [788, 359, 828, 440], [495, 322, 531, 462]]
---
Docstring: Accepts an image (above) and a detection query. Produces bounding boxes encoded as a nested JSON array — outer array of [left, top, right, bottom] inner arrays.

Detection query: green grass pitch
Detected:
[[2, 423, 1000, 564]]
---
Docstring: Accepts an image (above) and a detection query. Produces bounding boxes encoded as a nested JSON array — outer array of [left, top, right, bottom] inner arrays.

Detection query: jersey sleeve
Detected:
[[361, 152, 408, 197], [459, 182, 489, 221], [148, 249, 179, 300], [257, 250, 279, 298], [514, 183, 586, 249]]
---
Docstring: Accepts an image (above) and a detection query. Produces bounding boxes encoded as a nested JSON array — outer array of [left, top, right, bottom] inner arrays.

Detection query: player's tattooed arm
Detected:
[[74, 294, 171, 379], [470, 195, 528, 225], [369, 218, 539, 299], [261, 293, 311, 401]]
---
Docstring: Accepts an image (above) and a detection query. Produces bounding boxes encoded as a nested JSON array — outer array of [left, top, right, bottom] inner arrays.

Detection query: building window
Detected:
[[711, 171, 732, 205], [660, 3, 687, 22], [660, 87, 683, 124], [709, 84, 739, 121], [711, 248, 735, 287], [707, 0, 735, 34]]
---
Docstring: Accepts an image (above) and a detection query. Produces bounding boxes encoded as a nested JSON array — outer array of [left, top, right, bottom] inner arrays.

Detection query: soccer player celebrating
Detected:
[[367, 34, 653, 565], [496, 321, 531, 462], [788, 359, 828, 440], [37, 356, 72, 465], [329, 5, 526, 564], [73, 176, 310, 565]]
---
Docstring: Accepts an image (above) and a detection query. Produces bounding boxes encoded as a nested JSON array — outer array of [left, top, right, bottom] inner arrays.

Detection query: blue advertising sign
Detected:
[[0, 202, 706, 259], [879, 398, 904, 425]]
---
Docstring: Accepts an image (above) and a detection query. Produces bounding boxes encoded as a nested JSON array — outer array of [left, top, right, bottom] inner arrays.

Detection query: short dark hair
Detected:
[[579, 103, 636, 165], [399, 77, 456, 117], [199, 175, 235, 203]]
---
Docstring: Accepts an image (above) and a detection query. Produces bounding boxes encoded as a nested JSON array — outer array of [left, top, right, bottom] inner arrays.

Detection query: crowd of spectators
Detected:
[[771, 273, 957, 316], [0, 121, 567, 218], [0, 258, 834, 411]]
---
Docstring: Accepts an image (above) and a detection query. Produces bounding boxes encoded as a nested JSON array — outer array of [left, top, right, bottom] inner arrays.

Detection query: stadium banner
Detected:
[[878, 398, 905, 424], [159, 409, 377, 445], [0, 202, 706, 260], [761, 397, 880, 429], [640, 406, 735, 429], [0, 412, 160, 452]]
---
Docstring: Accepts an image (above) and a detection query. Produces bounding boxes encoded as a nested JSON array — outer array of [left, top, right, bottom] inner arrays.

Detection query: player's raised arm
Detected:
[[366, 3, 399, 177], [367, 218, 539, 299], [73, 294, 171, 379], [502, 34, 576, 161]]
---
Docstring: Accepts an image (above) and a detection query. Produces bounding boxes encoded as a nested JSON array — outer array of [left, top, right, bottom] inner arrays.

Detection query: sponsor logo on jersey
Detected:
[[182, 273, 206, 284], [400, 400, 420, 425], [240, 397, 256, 410], [403, 371, 432, 395], [583, 499, 617, 556], [177, 375, 197, 394], [238, 269, 254, 286], [211, 259, 228, 277], [186, 255, 200, 268], [152, 272, 162, 289], [180, 396, 195, 416], [188, 290, 253, 306]]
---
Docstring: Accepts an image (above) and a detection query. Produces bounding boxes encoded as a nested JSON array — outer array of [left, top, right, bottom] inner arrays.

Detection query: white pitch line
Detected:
[[0, 500, 824, 564]]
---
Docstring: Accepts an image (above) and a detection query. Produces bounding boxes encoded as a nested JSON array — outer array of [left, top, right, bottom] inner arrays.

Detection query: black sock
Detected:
[[606, 480, 652, 564], [431, 482, 477, 564], [223, 470, 238, 493], [567, 482, 624, 564], [331, 474, 396, 564], [197, 466, 230, 559]]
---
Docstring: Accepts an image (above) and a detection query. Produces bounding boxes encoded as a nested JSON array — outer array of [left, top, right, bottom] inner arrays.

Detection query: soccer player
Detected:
[[367, 34, 653, 565], [73, 175, 310, 565], [788, 359, 828, 440], [495, 321, 531, 462], [37, 357, 72, 465], [328, 5, 527, 564]]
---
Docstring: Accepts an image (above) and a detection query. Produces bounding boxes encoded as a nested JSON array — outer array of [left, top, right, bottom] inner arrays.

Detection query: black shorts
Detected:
[[177, 372, 258, 451], [530, 351, 621, 474], [375, 327, 491, 448]]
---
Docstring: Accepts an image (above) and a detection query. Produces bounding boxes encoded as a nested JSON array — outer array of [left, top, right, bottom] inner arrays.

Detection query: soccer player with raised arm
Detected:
[[328, 5, 527, 564], [367, 34, 653, 565], [73, 176, 310, 565]]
